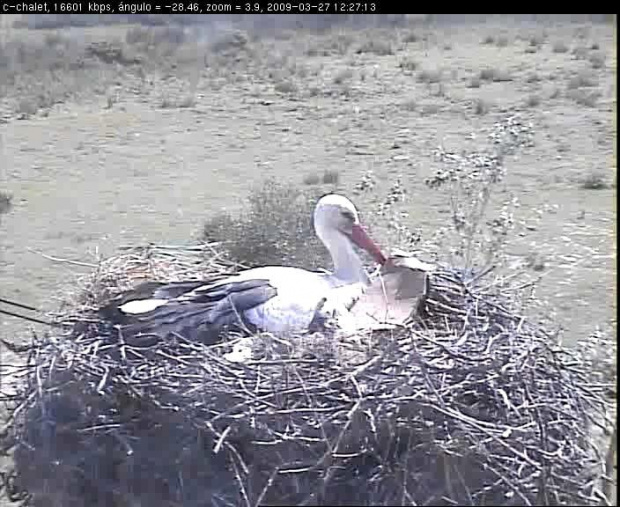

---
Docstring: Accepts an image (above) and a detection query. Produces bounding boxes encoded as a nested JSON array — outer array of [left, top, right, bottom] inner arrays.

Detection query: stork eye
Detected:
[[341, 210, 355, 222]]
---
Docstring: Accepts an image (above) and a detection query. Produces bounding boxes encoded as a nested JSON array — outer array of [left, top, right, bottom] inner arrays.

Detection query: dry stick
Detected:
[[26, 247, 98, 268], [601, 424, 617, 506]]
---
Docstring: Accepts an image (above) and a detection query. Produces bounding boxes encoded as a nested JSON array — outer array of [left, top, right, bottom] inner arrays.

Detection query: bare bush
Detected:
[[425, 115, 535, 269]]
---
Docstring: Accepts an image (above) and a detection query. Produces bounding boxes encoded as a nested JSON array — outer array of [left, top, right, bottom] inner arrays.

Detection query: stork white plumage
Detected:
[[101, 194, 387, 344]]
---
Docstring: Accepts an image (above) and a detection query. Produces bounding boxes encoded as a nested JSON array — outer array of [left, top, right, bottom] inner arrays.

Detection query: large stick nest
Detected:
[[0, 244, 615, 506]]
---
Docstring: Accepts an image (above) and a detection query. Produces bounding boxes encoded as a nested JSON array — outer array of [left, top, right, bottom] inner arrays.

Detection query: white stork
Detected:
[[100, 194, 387, 344]]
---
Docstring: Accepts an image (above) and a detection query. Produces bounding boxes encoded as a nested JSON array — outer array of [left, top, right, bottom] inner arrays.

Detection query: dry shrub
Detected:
[[202, 179, 328, 271], [0, 243, 614, 507], [567, 89, 601, 108], [581, 171, 610, 190], [302, 172, 321, 185], [567, 71, 597, 89], [474, 98, 490, 115], [0, 191, 12, 216], [332, 68, 353, 85], [321, 168, 340, 185], [274, 79, 298, 95], [467, 76, 481, 88], [479, 67, 512, 82], [525, 94, 541, 107], [417, 69, 442, 84], [425, 115, 534, 269], [402, 31, 418, 43], [160, 94, 196, 109], [355, 39, 393, 56], [589, 51, 606, 69], [398, 57, 418, 72]]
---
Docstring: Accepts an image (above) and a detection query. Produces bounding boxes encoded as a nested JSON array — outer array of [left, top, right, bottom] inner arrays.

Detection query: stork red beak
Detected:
[[350, 223, 387, 266]]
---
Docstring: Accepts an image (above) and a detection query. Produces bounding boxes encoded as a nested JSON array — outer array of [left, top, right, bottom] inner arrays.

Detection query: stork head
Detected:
[[313, 194, 386, 266]]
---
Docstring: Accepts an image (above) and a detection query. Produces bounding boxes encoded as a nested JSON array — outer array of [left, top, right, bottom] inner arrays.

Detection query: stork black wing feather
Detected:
[[101, 278, 278, 345]]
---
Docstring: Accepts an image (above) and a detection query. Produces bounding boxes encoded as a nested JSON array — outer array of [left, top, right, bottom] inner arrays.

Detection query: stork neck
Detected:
[[319, 228, 370, 286]]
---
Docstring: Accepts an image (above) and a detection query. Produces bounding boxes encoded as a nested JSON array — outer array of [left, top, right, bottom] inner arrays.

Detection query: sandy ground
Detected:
[[0, 15, 616, 504]]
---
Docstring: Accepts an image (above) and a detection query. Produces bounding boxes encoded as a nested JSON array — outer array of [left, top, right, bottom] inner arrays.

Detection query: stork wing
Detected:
[[100, 279, 277, 345]]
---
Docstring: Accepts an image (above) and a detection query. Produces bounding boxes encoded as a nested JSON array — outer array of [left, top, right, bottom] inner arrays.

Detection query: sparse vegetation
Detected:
[[420, 102, 441, 116], [479, 67, 512, 82], [417, 69, 442, 84], [0, 192, 12, 216], [402, 31, 418, 43], [160, 94, 196, 109], [321, 168, 340, 185], [474, 98, 490, 115], [529, 34, 545, 48], [589, 51, 606, 69], [581, 171, 609, 190], [355, 39, 392, 56], [468, 76, 481, 88], [302, 172, 320, 185], [398, 57, 418, 72], [526, 73, 542, 83], [553, 41, 570, 53], [332, 68, 353, 85], [567, 88, 601, 107], [567, 72, 597, 89], [496, 36, 509, 47], [274, 80, 298, 95], [526, 94, 541, 107], [402, 98, 417, 111], [572, 45, 590, 59]]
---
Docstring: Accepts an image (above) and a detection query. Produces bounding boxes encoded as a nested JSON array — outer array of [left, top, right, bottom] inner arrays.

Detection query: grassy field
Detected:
[[0, 14, 616, 503]]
